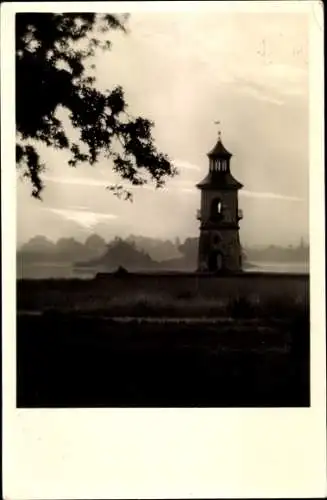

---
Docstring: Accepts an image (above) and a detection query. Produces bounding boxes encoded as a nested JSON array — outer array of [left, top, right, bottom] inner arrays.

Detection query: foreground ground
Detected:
[[17, 305, 309, 408]]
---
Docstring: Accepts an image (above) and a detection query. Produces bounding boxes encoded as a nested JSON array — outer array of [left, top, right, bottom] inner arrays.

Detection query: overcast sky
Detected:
[[17, 9, 309, 247]]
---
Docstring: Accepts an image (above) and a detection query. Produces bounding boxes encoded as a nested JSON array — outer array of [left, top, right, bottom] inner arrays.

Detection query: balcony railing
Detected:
[[197, 208, 243, 221]]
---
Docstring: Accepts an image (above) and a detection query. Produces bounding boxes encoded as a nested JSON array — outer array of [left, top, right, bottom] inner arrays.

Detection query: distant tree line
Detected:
[[17, 234, 309, 276], [18, 234, 107, 263], [243, 242, 309, 263], [17, 234, 195, 272]]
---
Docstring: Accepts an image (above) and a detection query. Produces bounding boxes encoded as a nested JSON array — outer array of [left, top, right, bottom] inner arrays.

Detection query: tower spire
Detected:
[[214, 120, 222, 141]]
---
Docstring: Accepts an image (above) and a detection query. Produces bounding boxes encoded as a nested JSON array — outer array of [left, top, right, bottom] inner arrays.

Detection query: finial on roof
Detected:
[[207, 121, 232, 158], [214, 120, 222, 141]]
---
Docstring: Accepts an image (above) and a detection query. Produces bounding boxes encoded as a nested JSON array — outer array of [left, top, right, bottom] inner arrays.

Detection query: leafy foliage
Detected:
[[16, 13, 177, 199]]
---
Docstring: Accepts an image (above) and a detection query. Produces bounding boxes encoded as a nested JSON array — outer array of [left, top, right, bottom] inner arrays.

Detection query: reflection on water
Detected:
[[17, 261, 309, 279], [17, 263, 95, 280], [248, 262, 309, 274]]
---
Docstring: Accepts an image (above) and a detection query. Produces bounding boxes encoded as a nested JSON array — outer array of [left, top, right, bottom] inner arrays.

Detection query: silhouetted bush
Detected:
[[114, 266, 129, 276]]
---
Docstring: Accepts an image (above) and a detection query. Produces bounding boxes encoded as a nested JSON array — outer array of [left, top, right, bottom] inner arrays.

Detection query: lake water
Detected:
[[17, 261, 309, 279], [248, 262, 309, 274], [17, 263, 95, 280]]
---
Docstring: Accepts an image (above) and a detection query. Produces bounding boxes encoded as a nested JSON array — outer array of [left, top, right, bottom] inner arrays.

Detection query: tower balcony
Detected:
[[237, 209, 243, 220]]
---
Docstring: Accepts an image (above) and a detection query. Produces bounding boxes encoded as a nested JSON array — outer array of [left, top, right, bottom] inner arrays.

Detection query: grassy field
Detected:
[[17, 275, 308, 317], [17, 285, 310, 408]]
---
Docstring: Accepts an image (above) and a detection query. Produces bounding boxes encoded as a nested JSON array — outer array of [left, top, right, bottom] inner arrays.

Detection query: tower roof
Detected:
[[196, 171, 243, 190], [197, 128, 243, 190], [207, 136, 232, 158]]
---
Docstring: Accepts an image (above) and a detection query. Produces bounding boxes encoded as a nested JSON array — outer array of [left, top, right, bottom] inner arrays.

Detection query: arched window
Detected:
[[211, 198, 223, 216]]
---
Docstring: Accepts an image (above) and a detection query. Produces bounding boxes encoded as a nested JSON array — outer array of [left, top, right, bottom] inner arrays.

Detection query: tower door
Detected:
[[208, 251, 224, 272]]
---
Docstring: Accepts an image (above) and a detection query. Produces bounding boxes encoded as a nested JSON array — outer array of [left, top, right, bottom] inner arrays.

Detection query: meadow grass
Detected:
[[17, 275, 308, 320], [19, 292, 307, 321], [17, 308, 309, 407], [17, 281, 309, 407]]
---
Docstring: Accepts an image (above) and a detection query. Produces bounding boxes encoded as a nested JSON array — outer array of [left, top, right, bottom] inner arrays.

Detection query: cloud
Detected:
[[241, 88, 284, 106], [43, 175, 109, 188], [240, 190, 303, 202], [233, 60, 307, 104], [231, 76, 285, 106], [43, 174, 167, 191], [43, 171, 198, 195], [69, 205, 90, 211], [175, 187, 304, 201], [43, 174, 303, 203], [173, 159, 201, 171], [235, 83, 284, 106], [45, 208, 118, 229]]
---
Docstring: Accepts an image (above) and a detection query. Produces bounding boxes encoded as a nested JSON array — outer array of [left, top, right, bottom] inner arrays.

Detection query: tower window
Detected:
[[214, 160, 224, 172], [218, 160, 225, 171], [211, 198, 223, 216], [213, 160, 227, 172]]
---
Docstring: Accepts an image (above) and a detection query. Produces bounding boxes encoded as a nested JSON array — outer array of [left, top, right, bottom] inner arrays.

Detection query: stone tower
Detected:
[[196, 130, 243, 273]]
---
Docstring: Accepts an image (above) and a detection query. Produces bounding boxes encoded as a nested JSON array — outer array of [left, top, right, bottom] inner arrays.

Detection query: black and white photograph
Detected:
[[2, 1, 325, 498], [15, 5, 312, 408]]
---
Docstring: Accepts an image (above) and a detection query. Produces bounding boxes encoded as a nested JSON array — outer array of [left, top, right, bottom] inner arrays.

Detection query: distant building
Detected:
[[196, 130, 243, 273]]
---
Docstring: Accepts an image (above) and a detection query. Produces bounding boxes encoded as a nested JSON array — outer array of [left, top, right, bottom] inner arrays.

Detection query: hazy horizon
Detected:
[[17, 232, 309, 249], [17, 10, 309, 248]]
